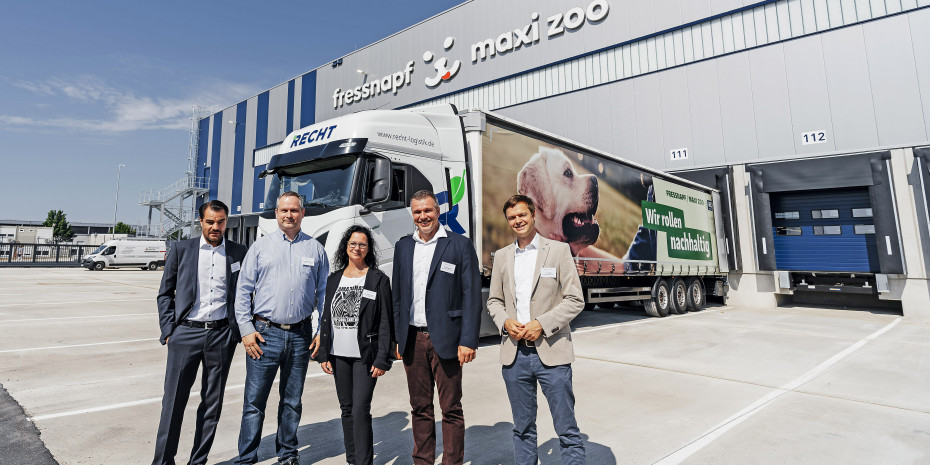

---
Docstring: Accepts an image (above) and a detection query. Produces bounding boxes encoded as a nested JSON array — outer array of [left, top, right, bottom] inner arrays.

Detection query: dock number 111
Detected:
[[801, 130, 828, 145]]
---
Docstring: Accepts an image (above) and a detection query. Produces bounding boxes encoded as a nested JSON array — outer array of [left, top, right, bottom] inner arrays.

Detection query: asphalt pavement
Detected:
[[1, 268, 928, 465]]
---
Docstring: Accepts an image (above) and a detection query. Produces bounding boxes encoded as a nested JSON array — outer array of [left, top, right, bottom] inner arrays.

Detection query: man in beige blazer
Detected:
[[487, 194, 586, 465]]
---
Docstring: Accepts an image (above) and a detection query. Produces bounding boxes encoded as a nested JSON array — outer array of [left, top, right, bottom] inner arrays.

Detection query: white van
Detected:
[[82, 239, 167, 271]]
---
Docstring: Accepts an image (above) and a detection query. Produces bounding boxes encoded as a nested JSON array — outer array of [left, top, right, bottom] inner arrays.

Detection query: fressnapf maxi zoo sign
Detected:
[[330, 0, 610, 109]]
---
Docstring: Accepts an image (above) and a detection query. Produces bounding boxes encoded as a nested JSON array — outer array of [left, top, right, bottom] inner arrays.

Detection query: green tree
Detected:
[[42, 210, 75, 243], [113, 222, 136, 235]]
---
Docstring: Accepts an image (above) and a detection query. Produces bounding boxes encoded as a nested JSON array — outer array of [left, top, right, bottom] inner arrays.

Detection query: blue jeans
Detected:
[[502, 345, 585, 465], [235, 321, 313, 464]]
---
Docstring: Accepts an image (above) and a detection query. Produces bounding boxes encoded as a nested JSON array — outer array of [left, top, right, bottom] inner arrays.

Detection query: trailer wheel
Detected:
[[644, 278, 670, 317], [670, 278, 688, 315], [148, 261, 158, 271], [93, 262, 105, 271], [686, 278, 705, 312]]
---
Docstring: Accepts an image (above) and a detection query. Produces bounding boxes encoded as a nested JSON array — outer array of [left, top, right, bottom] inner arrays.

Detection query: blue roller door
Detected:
[[770, 188, 879, 272]]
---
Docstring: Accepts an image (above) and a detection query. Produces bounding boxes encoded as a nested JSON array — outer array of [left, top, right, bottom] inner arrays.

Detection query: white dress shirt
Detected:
[[513, 234, 540, 324], [410, 226, 447, 327], [187, 237, 228, 321]]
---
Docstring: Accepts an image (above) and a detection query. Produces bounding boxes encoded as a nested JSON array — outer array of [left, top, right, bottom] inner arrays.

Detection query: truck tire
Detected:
[[644, 278, 670, 318], [93, 262, 105, 271], [148, 261, 158, 271], [670, 278, 688, 315], [686, 278, 704, 312]]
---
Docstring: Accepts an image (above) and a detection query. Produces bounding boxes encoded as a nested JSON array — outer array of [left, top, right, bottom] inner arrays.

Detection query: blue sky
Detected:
[[0, 0, 463, 225]]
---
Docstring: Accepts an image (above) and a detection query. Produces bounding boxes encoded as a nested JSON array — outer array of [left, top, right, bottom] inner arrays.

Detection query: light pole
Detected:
[[112, 163, 125, 234]]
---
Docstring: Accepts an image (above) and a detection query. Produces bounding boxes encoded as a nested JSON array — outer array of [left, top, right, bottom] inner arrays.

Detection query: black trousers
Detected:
[[332, 355, 379, 465], [153, 324, 236, 465]]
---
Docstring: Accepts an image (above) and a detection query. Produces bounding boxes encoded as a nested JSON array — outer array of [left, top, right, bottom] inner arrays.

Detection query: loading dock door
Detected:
[[770, 188, 879, 272]]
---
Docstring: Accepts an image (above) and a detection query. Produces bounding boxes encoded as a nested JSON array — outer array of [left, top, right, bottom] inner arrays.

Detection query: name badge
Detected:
[[230, 261, 241, 273], [302, 257, 315, 267], [540, 267, 557, 278], [440, 262, 456, 274], [362, 289, 377, 300]]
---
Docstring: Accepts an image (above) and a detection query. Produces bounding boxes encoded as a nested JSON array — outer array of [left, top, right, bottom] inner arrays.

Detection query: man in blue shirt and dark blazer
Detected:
[[392, 190, 482, 465], [154, 200, 248, 465]]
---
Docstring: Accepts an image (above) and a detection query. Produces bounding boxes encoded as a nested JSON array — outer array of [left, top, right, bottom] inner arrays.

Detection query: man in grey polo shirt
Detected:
[[234, 191, 329, 465]]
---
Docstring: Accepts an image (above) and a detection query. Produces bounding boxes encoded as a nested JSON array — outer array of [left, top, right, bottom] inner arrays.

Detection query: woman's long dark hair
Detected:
[[332, 225, 379, 271]]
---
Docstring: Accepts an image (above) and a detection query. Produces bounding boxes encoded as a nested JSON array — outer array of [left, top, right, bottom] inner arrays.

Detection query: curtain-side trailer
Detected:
[[257, 104, 729, 333]]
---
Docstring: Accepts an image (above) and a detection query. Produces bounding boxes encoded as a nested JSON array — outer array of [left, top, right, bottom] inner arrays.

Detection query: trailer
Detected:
[[257, 104, 729, 331]]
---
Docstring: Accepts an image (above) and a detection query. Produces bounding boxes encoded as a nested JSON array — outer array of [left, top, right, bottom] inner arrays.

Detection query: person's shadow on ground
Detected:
[[214, 411, 614, 464]]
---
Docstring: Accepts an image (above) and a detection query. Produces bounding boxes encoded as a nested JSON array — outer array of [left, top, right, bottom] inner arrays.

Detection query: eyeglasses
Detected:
[[348, 242, 369, 249]]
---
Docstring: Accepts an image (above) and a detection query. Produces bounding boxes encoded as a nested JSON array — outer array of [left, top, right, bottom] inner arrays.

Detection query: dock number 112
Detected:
[[801, 130, 828, 145]]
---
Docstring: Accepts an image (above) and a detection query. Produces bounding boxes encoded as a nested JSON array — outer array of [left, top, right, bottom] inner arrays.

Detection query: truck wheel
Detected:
[[148, 261, 158, 271], [93, 262, 105, 271], [670, 278, 688, 315], [686, 278, 705, 312], [644, 278, 670, 317]]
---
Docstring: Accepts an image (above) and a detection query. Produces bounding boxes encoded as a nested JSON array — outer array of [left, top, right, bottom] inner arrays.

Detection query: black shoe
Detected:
[[278, 457, 299, 465]]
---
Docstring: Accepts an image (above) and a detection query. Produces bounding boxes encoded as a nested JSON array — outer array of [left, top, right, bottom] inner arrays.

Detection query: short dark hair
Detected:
[[411, 190, 439, 208], [502, 194, 535, 216], [333, 225, 379, 271], [277, 191, 304, 208], [198, 200, 229, 218]]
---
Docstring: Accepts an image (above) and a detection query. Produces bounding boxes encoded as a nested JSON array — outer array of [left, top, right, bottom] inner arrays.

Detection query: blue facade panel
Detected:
[[232, 101, 247, 214], [286, 80, 295, 135], [253, 91, 270, 213], [196, 118, 210, 212], [300, 71, 316, 129], [209, 114, 222, 203], [771, 188, 879, 272]]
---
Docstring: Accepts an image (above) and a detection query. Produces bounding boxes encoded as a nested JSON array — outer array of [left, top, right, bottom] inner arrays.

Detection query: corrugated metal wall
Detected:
[[194, 0, 930, 220]]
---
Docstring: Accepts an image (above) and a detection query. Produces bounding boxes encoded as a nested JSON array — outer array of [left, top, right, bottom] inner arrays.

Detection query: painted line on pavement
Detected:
[[0, 298, 151, 307], [0, 313, 153, 323], [25, 310, 720, 421], [652, 317, 902, 465], [573, 307, 728, 335], [0, 338, 156, 354], [30, 372, 331, 421]]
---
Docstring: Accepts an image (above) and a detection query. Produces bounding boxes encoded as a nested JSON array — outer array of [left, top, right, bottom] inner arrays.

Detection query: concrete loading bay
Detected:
[[1, 268, 927, 465]]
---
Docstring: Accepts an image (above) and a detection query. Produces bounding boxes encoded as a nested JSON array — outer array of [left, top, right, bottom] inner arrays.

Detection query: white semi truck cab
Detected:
[[257, 104, 473, 280]]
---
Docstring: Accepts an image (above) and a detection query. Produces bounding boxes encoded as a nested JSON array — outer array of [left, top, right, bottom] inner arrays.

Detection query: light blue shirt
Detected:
[[235, 230, 329, 338]]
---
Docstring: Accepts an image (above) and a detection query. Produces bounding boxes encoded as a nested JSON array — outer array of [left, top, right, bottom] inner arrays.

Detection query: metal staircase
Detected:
[[139, 173, 209, 239], [139, 106, 215, 239]]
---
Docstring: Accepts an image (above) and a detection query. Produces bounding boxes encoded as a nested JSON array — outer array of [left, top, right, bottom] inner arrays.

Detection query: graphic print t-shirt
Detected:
[[331, 275, 365, 358]]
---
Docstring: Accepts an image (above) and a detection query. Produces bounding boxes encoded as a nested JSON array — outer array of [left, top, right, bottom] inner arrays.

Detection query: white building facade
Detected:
[[195, 0, 930, 315]]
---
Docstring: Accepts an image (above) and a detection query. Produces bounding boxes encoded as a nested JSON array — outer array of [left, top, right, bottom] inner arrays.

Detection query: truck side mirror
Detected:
[[367, 157, 393, 205]]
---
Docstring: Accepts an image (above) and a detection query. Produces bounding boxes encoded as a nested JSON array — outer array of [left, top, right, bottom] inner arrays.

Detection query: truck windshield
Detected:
[[90, 245, 107, 255], [264, 156, 358, 214]]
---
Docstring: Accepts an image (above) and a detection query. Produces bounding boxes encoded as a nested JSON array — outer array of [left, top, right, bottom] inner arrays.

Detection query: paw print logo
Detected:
[[423, 37, 461, 88]]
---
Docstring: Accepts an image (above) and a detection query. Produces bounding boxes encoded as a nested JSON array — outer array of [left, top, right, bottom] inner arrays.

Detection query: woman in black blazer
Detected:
[[319, 225, 394, 465]]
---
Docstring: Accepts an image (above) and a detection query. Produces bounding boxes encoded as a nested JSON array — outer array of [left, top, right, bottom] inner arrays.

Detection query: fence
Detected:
[[0, 243, 102, 267]]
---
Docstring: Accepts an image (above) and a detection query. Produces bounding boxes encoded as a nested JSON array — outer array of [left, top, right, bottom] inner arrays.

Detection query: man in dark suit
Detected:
[[392, 190, 482, 465], [153, 200, 248, 465]]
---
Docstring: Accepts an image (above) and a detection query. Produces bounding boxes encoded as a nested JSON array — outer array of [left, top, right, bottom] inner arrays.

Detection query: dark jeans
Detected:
[[153, 324, 236, 465], [502, 345, 584, 465], [235, 321, 313, 464], [332, 355, 378, 465], [403, 330, 464, 465]]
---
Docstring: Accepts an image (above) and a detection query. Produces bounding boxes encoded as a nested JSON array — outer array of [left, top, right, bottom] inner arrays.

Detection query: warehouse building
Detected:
[[193, 0, 930, 315]]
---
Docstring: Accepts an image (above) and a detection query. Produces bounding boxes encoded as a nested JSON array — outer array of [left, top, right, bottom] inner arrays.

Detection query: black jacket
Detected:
[[156, 238, 249, 344], [319, 267, 394, 371], [392, 231, 482, 359]]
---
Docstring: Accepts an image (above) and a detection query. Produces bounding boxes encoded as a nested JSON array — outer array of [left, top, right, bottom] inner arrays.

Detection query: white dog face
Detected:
[[517, 146, 599, 251]]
